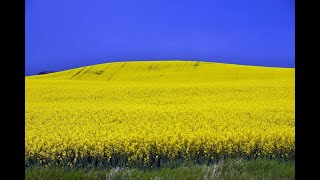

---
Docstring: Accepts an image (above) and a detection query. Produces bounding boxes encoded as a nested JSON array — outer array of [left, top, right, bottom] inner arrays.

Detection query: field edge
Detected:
[[25, 158, 295, 180]]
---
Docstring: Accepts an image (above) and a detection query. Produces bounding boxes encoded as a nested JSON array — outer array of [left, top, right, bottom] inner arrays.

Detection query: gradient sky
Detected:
[[25, 0, 295, 75]]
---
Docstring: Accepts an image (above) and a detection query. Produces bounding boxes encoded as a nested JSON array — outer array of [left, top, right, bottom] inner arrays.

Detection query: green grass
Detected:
[[25, 158, 294, 180]]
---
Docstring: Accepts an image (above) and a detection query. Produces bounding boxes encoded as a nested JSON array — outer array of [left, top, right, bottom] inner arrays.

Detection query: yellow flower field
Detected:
[[25, 61, 294, 167]]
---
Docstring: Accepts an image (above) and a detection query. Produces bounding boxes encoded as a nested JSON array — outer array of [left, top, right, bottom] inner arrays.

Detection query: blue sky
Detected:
[[26, 0, 294, 75]]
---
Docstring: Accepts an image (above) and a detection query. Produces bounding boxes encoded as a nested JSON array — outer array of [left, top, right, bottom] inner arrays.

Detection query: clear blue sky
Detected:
[[25, 0, 294, 75]]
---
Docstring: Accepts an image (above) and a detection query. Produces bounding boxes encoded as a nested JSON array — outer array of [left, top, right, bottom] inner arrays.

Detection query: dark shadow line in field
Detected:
[[106, 64, 124, 81], [83, 66, 93, 74], [71, 67, 86, 78]]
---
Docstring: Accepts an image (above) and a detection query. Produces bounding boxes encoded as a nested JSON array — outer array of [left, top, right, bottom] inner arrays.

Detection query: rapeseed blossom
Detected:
[[25, 61, 294, 167]]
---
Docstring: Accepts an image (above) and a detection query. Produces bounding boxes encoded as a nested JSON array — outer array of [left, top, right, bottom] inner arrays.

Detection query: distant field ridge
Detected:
[[27, 60, 294, 82]]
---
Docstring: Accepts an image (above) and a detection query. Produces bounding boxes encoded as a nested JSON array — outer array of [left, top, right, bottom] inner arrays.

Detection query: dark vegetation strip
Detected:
[[25, 150, 294, 170], [25, 158, 295, 180]]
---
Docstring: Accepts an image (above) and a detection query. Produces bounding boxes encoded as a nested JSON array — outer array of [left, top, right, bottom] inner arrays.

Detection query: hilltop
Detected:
[[26, 61, 294, 83]]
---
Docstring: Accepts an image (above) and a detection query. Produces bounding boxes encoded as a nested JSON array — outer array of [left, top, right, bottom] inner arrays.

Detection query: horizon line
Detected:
[[26, 59, 295, 76]]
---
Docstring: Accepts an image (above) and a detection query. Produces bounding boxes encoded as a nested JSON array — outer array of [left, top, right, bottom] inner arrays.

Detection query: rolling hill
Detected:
[[26, 60, 295, 171], [27, 61, 294, 83]]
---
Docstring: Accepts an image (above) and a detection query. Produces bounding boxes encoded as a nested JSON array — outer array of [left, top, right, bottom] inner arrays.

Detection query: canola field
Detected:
[[25, 61, 295, 168]]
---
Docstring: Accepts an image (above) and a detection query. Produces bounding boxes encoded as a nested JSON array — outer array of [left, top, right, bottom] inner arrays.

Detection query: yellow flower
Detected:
[[25, 61, 295, 166]]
